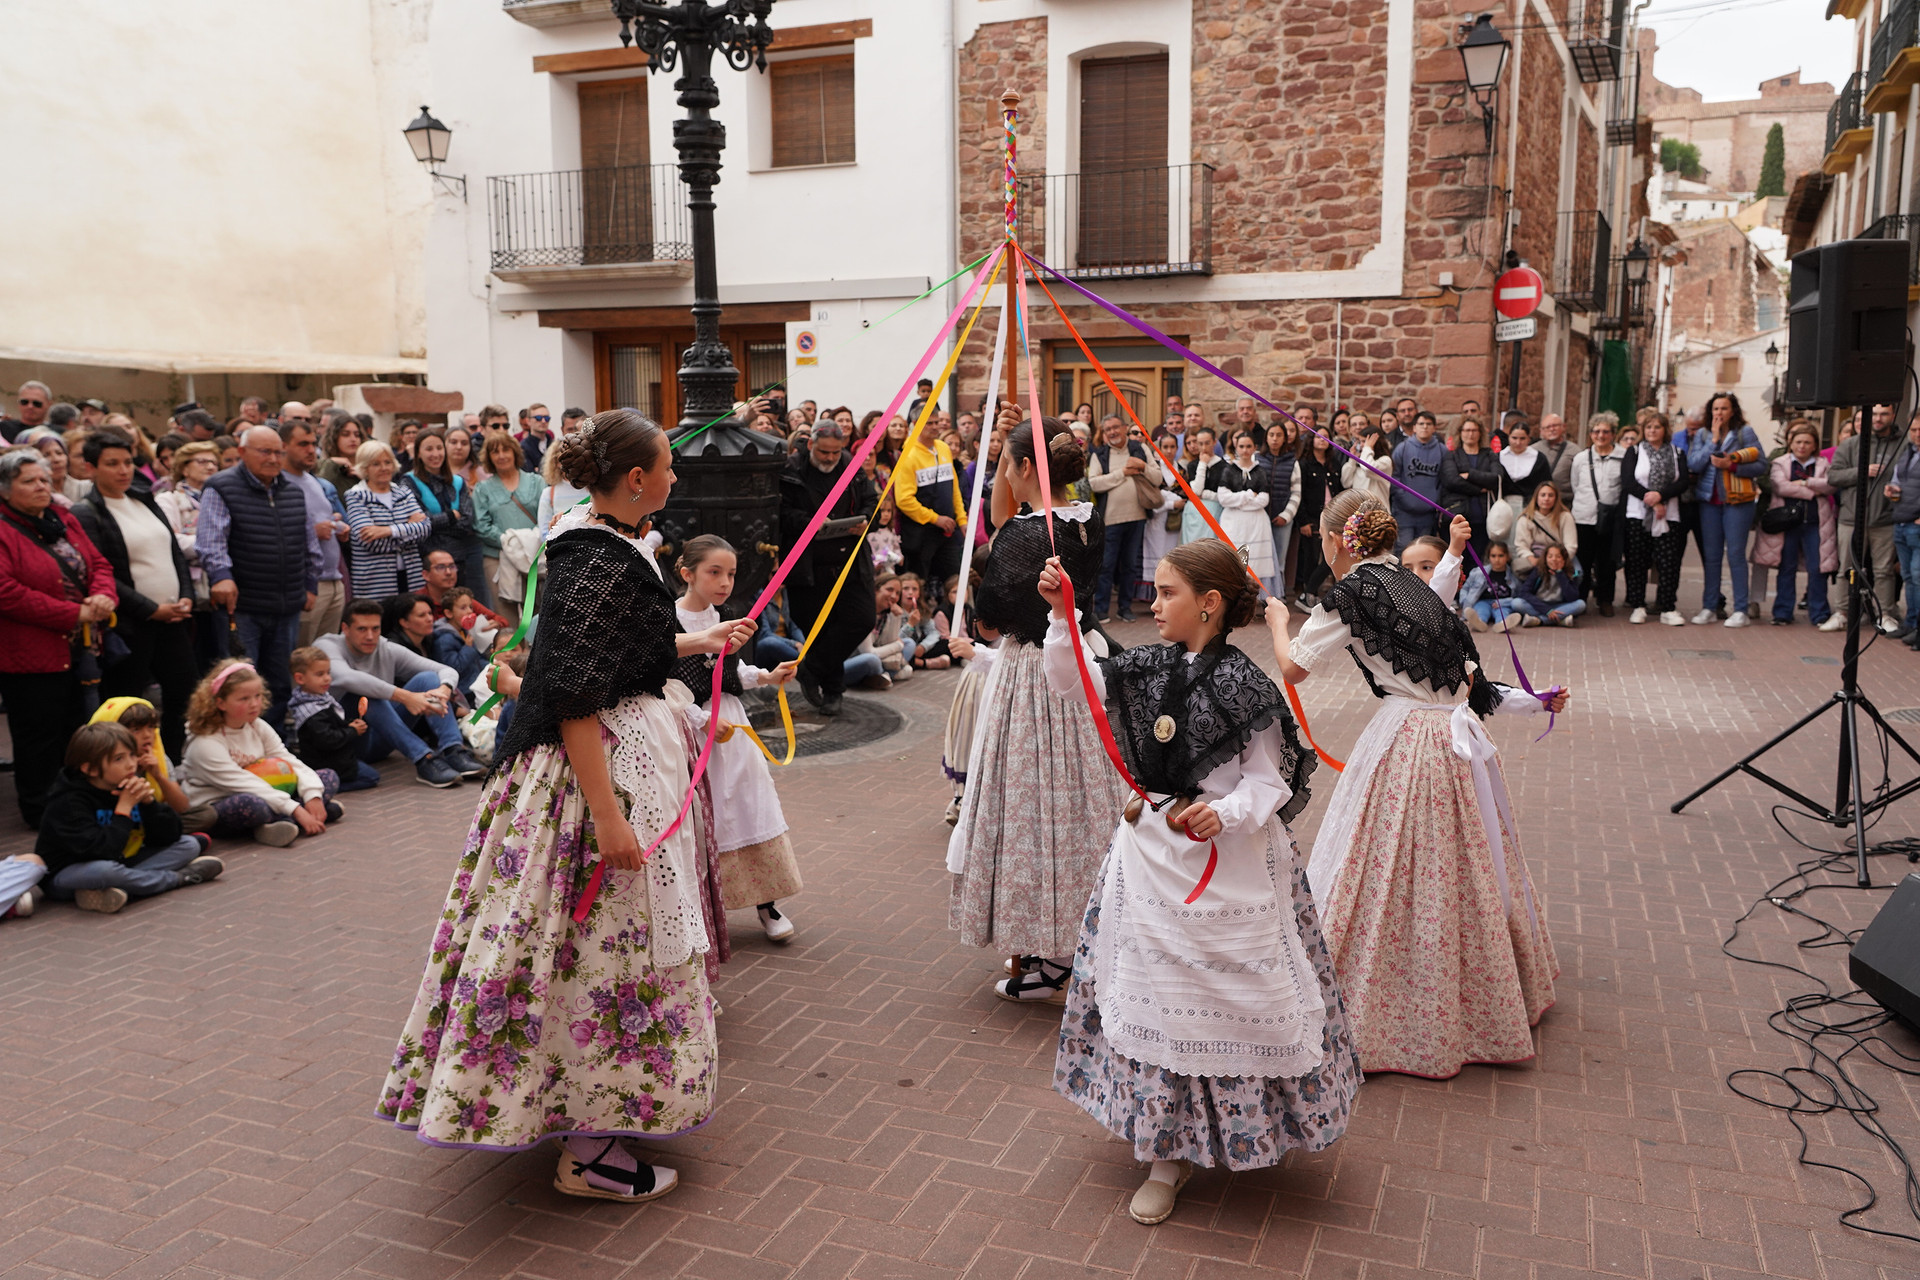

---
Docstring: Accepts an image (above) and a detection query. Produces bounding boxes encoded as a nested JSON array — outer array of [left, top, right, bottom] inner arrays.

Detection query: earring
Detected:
[[628, 488, 642, 503], [1200, 609, 1211, 623]]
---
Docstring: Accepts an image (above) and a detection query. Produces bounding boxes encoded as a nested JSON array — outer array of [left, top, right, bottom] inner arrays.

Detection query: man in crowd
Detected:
[[893, 409, 967, 590], [2, 379, 53, 442], [79, 399, 108, 430], [479, 403, 511, 435], [1389, 410, 1446, 551], [1824, 402, 1907, 634], [779, 421, 878, 718], [561, 406, 588, 438], [278, 401, 312, 432], [1088, 414, 1163, 622], [238, 396, 269, 427], [198, 426, 321, 729], [178, 409, 220, 443], [518, 403, 553, 472], [798, 400, 818, 427], [1163, 393, 1184, 432], [1536, 412, 1575, 502], [1571, 413, 1626, 616], [315, 600, 479, 787], [956, 412, 981, 452], [280, 416, 350, 646]]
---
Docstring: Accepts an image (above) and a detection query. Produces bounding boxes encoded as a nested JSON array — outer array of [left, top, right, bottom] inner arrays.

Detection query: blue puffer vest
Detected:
[[204, 466, 310, 616]]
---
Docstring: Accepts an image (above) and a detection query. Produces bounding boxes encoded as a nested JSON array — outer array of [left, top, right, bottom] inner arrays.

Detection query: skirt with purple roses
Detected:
[[375, 725, 718, 1151]]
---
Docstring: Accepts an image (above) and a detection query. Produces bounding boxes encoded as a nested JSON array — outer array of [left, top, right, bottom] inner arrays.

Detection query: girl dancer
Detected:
[[1269, 490, 1567, 1079], [672, 534, 805, 944], [376, 411, 754, 1203], [947, 416, 1128, 1002], [1213, 429, 1276, 598], [940, 616, 1000, 827], [1038, 539, 1359, 1225]]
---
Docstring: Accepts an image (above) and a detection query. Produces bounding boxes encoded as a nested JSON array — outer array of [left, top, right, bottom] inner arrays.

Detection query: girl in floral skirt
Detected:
[[375, 410, 755, 1203], [1035, 538, 1360, 1224]]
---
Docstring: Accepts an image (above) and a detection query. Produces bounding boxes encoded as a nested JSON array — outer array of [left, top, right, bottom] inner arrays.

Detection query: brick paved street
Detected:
[[5, 592, 1920, 1280]]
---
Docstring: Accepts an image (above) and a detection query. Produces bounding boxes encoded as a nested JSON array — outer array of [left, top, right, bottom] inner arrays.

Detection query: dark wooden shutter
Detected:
[[579, 78, 652, 265], [772, 55, 855, 168], [1079, 54, 1169, 268]]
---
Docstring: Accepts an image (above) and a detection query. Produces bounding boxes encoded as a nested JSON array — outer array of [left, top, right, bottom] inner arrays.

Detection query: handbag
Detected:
[[1133, 473, 1164, 512], [1487, 497, 1517, 543], [1759, 498, 1805, 535]]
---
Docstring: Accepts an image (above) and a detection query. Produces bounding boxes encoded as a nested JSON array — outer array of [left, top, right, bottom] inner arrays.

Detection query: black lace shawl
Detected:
[[494, 527, 681, 763], [670, 630, 742, 707], [1321, 561, 1503, 717], [972, 509, 1103, 645], [1100, 639, 1315, 824]]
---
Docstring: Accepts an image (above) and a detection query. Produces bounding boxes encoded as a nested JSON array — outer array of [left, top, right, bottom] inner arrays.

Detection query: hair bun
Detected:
[[1047, 429, 1088, 485], [1351, 508, 1398, 558]]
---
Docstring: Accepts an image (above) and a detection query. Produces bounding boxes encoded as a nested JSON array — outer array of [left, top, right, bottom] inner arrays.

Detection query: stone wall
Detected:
[[956, 17, 1047, 271]]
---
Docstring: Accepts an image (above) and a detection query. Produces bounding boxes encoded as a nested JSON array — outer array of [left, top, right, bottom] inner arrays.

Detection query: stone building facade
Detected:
[[1644, 47, 1834, 195]]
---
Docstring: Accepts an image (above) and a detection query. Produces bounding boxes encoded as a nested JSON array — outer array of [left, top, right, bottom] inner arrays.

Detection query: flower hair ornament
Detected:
[[1341, 511, 1369, 555]]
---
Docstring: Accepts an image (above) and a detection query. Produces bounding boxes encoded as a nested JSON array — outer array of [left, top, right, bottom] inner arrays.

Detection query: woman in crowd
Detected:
[[403, 426, 491, 606], [1687, 391, 1766, 628], [1340, 418, 1392, 504], [1270, 490, 1566, 1079], [472, 428, 545, 613], [1620, 411, 1690, 626], [1510, 481, 1577, 574], [0, 449, 117, 828], [446, 421, 484, 493], [1328, 407, 1352, 445], [1291, 420, 1342, 605], [345, 440, 433, 596], [150, 433, 187, 493], [318, 415, 364, 492], [875, 415, 912, 475], [1492, 421, 1552, 536], [1214, 428, 1276, 597], [1441, 416, 1498, 556], [392, 420, 420, 471], [21, 430, 90, 506], [1140, 428, 1185, 589], [1037, 538, 1357, 1225], [213, 436, 241, 471], [377, 410, 750, 1202], [1176, 428, 1224, 544], [1074, 402, 1096, 428], [155, 441, 223, 668], [1751, 421, 1835, 627], [72, 431, 198, 759], [856, 409, 884, 448], [945, 416, 1127, 1004]]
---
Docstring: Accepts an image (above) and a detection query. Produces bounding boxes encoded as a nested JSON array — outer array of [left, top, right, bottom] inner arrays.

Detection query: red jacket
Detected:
[[0, 505, 117, 674]]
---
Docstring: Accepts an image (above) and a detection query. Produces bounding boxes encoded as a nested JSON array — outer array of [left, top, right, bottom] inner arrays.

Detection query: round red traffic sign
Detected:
[[1495, 265, 1544, 320]]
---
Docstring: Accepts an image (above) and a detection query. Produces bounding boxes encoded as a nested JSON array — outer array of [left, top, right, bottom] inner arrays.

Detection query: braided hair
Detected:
[[551, 409, 667, 494]]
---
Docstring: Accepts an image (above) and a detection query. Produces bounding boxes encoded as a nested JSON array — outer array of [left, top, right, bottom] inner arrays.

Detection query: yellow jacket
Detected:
[[892, 437, 967, 527]]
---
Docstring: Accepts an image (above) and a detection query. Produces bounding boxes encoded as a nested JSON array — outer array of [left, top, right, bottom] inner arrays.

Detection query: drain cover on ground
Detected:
[[745, 693, 905, 759], [1667, 648, 1735, 660], [1800, 655, 1842, 666], [1884, 707, 1920, 723]]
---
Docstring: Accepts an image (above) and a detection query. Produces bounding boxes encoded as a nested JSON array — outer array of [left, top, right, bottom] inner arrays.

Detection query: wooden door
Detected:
[[1078, 54, 1168, 268], [579, 78, 652, 265]]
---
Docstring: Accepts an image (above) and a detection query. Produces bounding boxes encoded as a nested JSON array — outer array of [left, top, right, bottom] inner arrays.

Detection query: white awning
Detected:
[[0, 343, 428, 377]]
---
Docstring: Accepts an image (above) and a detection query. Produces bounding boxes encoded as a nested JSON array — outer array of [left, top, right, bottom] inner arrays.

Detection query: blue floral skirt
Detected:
[[1054, 858, 1362, 1170], [374, 739, 718, 1151]]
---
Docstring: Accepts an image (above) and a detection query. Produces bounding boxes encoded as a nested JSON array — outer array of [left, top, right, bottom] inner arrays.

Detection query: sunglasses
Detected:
[[530, 415, 551, 423], [19, 398, 44, 408]]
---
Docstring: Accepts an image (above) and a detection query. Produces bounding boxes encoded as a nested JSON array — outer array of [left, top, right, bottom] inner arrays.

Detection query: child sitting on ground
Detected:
[[287, 646, 380, 792], [427, 587, 492, 691], [35, 722, 224, 914], [1520, 543, 1585, 628], [1459, 540, 1531, 632], [1, 852, 46, 921], [88, 696, 217, 833], [869, 494, 903, 574], [179, 659, 344, 847], [898, 573, 952, 670]]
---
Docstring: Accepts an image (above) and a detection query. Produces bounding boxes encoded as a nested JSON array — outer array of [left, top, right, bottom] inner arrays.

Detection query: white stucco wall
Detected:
[[0, 0, 431, 373]]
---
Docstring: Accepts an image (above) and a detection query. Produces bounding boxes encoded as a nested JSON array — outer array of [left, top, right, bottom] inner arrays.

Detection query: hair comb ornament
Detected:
[[1341, 511, 1368, 555]]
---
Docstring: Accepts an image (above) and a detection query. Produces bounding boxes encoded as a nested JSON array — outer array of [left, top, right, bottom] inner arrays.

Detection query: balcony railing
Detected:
[[488, 164, 692, 274], [1554, 210, 1611, 313], [1827, 72, 1865, 154], [1869, 0, 1919, 108], [501, 0, 608, 25], [1864, 214, 1920, 286], [1567, 0, 1627, 83], [1012, 163, 1214, 280]]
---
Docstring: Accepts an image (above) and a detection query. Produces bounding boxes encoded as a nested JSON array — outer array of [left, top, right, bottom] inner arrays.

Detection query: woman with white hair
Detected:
[[343, 440, 433, 596]]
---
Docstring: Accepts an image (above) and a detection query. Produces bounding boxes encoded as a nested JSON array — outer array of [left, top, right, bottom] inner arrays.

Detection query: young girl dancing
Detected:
[[1269, 490, 1568, 1079], [672, 534, 805, 944], [946, 416, 1129, 1002], [1037, 539, 1359, 1225], [376, 411, 754, 1203]]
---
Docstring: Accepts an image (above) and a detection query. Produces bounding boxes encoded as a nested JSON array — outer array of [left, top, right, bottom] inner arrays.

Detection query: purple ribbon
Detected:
[[1026, 254, 1558, 721]]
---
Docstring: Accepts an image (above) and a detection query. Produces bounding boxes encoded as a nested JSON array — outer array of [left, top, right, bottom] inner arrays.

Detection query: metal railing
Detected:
[[1554, 210, 1611, 313], [1827, 71, 1865, 154], [1567, 0, 1626, 83], [1864, 213, 1920, 285], [1012, 163, 1214, 280], [488, 164, 693, 271], [1605, 52, 1641, 146], [1871, 0, 1918, 95]]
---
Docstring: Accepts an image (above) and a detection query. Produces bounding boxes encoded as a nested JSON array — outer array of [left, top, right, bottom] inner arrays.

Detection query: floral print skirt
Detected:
[[374, 740, 718, 1150], [1054, 858, 1362, 1170]]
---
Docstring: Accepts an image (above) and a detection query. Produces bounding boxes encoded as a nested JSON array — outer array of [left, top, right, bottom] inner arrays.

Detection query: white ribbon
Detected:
[[950, 279, 1012, 639]]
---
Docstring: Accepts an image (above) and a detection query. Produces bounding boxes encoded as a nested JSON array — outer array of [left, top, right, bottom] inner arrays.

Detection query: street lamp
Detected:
[[614, 0, 787, 606], [1764, 340, 1784, 420], [1764, 339, 1780, 367], [1623, 237, 1650, 323], [402, 106, 465, 200], [1456, 15, 1511, 151]]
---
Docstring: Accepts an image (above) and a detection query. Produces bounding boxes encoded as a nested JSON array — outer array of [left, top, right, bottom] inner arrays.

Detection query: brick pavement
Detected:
[[3, 592, 1920, 1280]]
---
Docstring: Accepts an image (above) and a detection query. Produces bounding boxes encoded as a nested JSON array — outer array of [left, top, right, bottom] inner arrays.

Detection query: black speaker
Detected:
[[1783, 237, 1908, 409], [1850, 871, 1920, 1031]]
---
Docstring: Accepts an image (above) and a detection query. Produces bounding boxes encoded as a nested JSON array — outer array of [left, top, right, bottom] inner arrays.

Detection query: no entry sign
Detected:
[[1495, 266, 1545, 321]]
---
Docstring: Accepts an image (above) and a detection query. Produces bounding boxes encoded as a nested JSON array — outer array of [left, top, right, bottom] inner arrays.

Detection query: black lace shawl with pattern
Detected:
[[1099, 639, 1316, 824], [494, 527, 681, 763], [670, 636, 742, 707], [972, 509, 1104, 645], [1321, 561, 1504, 717]]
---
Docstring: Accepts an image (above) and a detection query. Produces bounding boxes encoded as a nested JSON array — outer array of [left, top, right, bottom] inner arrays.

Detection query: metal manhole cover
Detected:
[[1800, 655, 1841, 666], [1667, 649, 1735, 660], [1885, 707, 1920, 723], [745, 693, 905, 758]]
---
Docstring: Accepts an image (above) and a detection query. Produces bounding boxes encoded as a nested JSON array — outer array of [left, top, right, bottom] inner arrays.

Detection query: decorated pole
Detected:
[[1001, 89, 1021, 414]]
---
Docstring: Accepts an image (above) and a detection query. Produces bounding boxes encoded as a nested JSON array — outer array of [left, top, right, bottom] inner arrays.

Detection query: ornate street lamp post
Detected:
[[613, 0, 787, 604]]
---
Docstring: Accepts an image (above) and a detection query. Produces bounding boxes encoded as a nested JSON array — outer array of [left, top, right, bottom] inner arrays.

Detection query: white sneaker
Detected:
[[756, 902, 795, 944], [1723, 611, 1751, 628], [1690, 610, 1716, 625], [1465, 609, 1490, 632], [1628, 607, 1647, 624], [1659, 611, 1687, 626], [1817, 613, 1847, 632], [1879, 617, 1904, 635], [74, 887, 129, 914], [11, 890, 33, 918]]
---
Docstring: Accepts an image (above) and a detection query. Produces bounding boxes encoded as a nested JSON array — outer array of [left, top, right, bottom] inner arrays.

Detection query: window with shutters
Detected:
[[578, 78, 653, 264], [770, 55, 855, 168], [1718, 355, 1741, 384], [1077, 53, 1169, 268]]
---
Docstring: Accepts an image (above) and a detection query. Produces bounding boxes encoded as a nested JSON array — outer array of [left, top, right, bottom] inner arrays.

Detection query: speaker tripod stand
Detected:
[[1672, 411, 1920, 887]]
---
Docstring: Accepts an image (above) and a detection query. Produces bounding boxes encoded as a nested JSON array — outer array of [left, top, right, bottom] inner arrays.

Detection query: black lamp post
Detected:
[[1623, 237, 1650, 324], [613, 0, 787, 607], [402, 105, 465, 200], [1765, 338, 1784, 421], [1456, 14, 1511, 152]]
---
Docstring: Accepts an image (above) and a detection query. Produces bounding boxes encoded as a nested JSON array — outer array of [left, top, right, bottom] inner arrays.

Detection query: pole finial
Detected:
[[1001, 89, 1021, 109]]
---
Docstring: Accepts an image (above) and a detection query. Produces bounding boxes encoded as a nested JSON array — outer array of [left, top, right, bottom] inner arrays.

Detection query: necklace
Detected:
[[593, 509, 646, 537]]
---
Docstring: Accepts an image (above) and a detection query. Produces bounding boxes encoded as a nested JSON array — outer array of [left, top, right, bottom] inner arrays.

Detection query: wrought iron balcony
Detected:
[[1827, 72, 1864, 154], [1825, 73, 1872, 174], [1554, 210, 1611, 313], [487, 165, 693, 283], [1012, 163, 1214, 280], [1567, 0, 1627, 83], [500, 0, 610, 27], [1864, 214, 1920, 288], [1868, 0, 1920, 112]]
